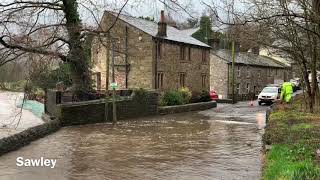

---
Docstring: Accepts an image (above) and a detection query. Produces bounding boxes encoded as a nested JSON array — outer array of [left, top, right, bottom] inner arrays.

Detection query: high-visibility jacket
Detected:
[[280, 82, 293, 103]]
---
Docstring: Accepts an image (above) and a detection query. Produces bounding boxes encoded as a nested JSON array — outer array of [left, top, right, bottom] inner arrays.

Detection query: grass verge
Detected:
[[263, 95, 320, 180]]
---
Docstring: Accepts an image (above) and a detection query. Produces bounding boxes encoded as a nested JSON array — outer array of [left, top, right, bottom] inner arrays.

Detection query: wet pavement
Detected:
[[0, 101, 268, 180], [0, 91, 43, 138]]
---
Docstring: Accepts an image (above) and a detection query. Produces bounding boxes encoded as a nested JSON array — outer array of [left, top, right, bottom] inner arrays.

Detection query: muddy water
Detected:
[[0, 107, 265, 180]]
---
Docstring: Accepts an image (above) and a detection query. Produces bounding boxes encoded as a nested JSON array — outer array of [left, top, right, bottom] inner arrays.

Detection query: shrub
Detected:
[[2, 80, 27, 92], [133, 88, 148, 103], [178, 87, 192, 104], [190, 91, 201, 103], [191, 90, 211, 103], [161, 90, 184, 106], [199, 90, 211, 102]]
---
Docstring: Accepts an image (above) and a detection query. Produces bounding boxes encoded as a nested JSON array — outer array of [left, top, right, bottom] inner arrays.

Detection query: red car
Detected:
[[210, 90, 219, 100]]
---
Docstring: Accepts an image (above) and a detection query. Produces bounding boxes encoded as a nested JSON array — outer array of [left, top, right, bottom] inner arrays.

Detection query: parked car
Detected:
[[210, 90, 219, 101], [258, 86, 281, 105], [290, 78, 301, 91]]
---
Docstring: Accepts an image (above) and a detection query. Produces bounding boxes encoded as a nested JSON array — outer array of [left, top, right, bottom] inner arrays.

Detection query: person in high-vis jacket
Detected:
[[280, 82, 294, 103]]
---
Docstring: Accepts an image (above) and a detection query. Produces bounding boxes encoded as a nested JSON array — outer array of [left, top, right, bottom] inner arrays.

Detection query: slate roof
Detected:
[[180, 27, 200, 36], [212, 50, 288, 68], [106, 11, 210, 48]]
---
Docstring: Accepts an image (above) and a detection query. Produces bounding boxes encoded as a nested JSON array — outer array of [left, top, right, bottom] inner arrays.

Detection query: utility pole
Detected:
[[125, 26, 128, 88], [111, 39, 117, 124], [104, 39, 109, 122], [232, 41, 236, 104]]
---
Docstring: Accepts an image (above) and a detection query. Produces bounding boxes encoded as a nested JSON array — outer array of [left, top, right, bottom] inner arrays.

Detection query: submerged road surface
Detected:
[[0, 101, 268, 180]]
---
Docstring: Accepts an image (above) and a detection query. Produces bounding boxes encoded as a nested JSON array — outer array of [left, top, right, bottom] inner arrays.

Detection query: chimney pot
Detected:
[[160, 10, 165, 22], [157, 10, 167, 37]]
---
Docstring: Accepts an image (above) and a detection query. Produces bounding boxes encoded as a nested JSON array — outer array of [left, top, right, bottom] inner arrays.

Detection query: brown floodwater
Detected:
[[0, 103, 266, 180]]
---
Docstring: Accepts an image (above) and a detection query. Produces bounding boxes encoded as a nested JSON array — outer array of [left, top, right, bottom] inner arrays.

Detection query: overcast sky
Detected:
[[81, 0, 215, 23], [83, 0, 247, 24], [78, 0, 246, 32]]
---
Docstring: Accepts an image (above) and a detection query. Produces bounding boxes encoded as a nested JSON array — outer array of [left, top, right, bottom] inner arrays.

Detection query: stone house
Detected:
[[91, 11, 211, 93], [210, 50, 292, 99]]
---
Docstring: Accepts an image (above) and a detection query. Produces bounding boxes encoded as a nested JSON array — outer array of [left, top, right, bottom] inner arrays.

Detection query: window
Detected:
[[112, 38, 121, 57], [157, 72, 164, 89], [258, 70, 261, 78], [188, 47, 191, 61], [247, 66, 250, 78], [201, 74, 207, 89], [246, 83, 250, 93], [275, 69, 278, 76], [180, 46, 186, 60], [179, 72, 186, 87], [202, 49, 207, 63], [284, 71, 287, 81], [236, 83, 241, 94], [96, 72, 101, 90], [237, 66, 241, 77], [268, 69, 272, 77]]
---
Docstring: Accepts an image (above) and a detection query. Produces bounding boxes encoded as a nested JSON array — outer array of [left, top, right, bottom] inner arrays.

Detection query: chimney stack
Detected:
[[157, 10, 167, 37]]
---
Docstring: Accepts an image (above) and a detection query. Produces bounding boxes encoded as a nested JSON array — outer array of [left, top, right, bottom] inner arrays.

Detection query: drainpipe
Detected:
[[154, 40, 158, 89], [227, 64, 230, 99], [232, 41, 236, 104], [125, 26, 128, 88]]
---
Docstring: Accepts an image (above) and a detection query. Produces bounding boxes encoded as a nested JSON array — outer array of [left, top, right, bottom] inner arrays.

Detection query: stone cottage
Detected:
[[210, 50, 292, 99], [91, 11, 211, 93]]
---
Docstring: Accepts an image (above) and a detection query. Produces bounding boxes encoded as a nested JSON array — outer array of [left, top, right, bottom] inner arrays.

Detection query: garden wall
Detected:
[[46, 90, 159, 126], [158, 101, 217, 115], [0, 119, 60, 156], [217, 99, 233, 104]]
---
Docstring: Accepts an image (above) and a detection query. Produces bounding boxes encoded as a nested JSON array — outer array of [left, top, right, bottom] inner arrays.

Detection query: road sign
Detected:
[[110, 82, 118, 89]]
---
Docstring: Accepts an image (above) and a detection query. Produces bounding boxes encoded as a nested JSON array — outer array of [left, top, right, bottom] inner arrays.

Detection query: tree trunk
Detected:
[[311, 0, 320, 112], [62, 0, 91, 93], [301, 60, 314, 112]]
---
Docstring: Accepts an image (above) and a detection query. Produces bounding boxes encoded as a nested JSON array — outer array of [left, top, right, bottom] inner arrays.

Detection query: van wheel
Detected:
[[258, 102, 262, 106]]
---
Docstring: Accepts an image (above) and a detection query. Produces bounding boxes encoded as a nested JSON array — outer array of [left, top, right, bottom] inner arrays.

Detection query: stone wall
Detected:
[[46, 90, 159, 126], [210, 53, 291, 99], [0, 119, 60, 156], [229, 64, 290, 96], [210, 53, 229, 98], [92, 12, 210, 93], [228, 92, 257, 101], [158, 101, 217, 115], [156, 41, 210, 92], [91, 11, 154, 90], [45, 90, 60, 114]]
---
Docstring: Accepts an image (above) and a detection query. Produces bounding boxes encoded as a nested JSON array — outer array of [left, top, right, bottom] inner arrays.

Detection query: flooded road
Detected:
[[0, 101, 267, 180]]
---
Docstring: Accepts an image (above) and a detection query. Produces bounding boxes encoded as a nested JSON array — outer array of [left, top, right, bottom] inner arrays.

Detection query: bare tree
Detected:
[[204, 0, 320, 112], [0, 0, 132, 94]]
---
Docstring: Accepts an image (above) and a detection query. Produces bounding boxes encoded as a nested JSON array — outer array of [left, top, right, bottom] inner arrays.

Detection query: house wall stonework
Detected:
[[92, 12, 210, 93], [210, 53, 292, 99], [92, 12, 154, 90], [210, 54, 229, 99], [156, 41, 210, 92], [230, 64, 290, 96], [91, 38, 108, 90]]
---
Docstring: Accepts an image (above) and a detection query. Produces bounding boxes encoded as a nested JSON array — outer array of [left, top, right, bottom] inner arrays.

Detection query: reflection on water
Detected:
[[0, 112, 263, 180]]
